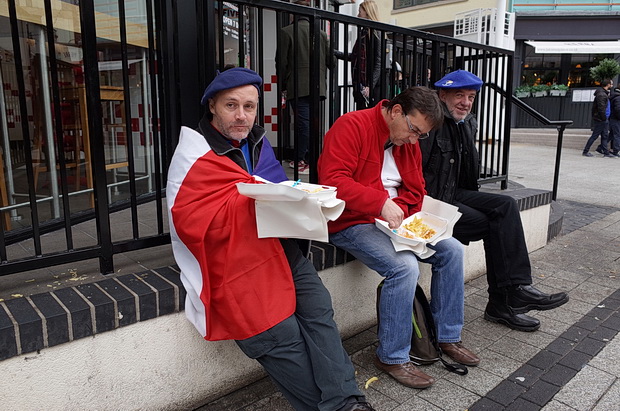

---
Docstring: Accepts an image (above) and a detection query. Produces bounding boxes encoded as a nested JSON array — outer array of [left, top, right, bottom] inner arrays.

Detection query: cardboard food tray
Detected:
[[376, 211, 448, 246], [278, 181, 337, 201], [236, 182, 306, 202]]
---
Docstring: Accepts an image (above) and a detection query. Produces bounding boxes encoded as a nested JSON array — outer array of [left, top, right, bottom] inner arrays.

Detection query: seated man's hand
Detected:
[[381, 198, 404, 229]]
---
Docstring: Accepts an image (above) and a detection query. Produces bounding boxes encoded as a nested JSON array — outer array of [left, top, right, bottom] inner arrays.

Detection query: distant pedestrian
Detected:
[[336, 0, 383, 109], [609, 86, 620, 157], [275, 0, 335, 174], [583, 79, 615, 157]]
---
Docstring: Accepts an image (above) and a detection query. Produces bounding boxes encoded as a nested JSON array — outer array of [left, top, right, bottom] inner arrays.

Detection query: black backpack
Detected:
[[377, 281, 467, 375]]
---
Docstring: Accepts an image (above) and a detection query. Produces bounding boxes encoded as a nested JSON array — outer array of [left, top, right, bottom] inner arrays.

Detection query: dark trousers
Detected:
[[610, 118, 620, 154], [584, 120, 609, 154], [235, 256, 362, 411], [288, 96, 310, 162], [451, 189, 532, 301]]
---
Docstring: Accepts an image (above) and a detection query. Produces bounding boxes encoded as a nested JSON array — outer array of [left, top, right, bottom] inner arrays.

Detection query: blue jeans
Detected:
[[584, 120, 609, 154], [235, 256, 362, 411], [330, 224, 464, 364], [288, 96, 310, 162]]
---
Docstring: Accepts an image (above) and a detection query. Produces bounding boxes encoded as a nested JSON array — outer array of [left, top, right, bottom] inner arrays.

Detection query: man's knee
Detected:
[[235, 315, 300, 359]]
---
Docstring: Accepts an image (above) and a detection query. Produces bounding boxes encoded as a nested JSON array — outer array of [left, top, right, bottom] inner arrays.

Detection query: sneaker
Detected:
[[595, 146, 605, 154], [297, 161, 310, 174], [582, 152, 594, 157], [604, 153, 618, 158]]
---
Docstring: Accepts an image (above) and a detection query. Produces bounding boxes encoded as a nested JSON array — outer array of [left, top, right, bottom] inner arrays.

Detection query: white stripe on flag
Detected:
[[166, 126, 212, 337]]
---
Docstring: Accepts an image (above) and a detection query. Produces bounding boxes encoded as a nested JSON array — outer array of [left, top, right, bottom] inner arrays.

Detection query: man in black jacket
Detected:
[[583, 79, 615, 157], [420, 70, 569, 332], [609, 87, 620, 156]]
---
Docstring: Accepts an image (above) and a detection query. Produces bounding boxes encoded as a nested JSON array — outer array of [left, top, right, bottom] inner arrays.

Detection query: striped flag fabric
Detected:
[[166, 126, 296, 341]]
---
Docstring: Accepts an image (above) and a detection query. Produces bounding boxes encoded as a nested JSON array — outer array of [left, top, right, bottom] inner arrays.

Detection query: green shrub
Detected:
[[551, 84, 569, 91], [590, 59, 620, 82], [531, 84, 550, 92], [515, 85, 531, 93]]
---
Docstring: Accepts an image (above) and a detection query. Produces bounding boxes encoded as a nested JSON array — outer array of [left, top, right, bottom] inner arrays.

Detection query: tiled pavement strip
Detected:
[[200, 133, 620, 411]]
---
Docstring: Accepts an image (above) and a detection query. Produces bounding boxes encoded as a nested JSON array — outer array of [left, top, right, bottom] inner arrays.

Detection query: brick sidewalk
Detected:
[[200, 205, 620, 410]]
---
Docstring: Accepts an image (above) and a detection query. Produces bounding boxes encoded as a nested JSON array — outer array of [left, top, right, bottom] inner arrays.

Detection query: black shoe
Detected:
[[341, 402, 375, 411], [596, 146, 605, 154], [506, 285, 569, 314], [582, 152, 594, 157], [339, 400, 375, 411], [338, 396, 376, 411], [484, 303, 540, 332]]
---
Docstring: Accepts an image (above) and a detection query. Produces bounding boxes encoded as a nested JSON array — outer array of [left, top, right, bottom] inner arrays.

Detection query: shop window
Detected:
[[521, 43, 614, 87]]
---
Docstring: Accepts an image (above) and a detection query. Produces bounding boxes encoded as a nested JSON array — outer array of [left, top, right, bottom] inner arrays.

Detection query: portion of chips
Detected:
[[402, 216, 436, 240]]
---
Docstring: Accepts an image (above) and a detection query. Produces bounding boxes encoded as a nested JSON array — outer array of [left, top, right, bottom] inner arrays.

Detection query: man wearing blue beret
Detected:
[[168, 67, 374, 411], [420, 69, 569, 332]]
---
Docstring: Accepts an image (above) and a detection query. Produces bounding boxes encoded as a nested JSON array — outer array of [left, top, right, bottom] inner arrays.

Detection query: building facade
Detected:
[[389, 0, 620, 126]]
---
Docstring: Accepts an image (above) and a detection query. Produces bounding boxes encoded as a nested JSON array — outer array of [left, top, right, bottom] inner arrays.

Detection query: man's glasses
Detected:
[[404, 115, 429, 140]]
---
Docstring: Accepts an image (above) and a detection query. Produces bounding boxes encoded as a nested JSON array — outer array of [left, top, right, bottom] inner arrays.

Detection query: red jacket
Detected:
[[318, 101, 426, 233]]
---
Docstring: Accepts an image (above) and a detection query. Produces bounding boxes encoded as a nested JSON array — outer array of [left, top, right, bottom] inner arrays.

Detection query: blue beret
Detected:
[[434, 69, 483, 91], [201, 67, 263, 105]]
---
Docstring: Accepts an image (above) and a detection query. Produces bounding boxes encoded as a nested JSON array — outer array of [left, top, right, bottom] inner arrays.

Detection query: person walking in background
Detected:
[[167, 67, 374, 411], [336, 0, 383, 109], [318, 87, 480, 390], [420, 69, 569, 333], [583, 79, 615, 157], [608, 86, 620, 157], [276, 0, 335, 174]]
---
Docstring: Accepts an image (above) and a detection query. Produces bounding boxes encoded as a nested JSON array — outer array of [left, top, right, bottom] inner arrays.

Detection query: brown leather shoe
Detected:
[[373, 356, 435, 389], [438, 342, 480, 366]]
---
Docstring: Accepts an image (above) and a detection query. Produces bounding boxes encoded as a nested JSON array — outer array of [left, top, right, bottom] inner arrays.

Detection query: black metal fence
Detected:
[[0, 0, 515, 278], [0, 0, 169, 275], [183, 1, 515, 183]]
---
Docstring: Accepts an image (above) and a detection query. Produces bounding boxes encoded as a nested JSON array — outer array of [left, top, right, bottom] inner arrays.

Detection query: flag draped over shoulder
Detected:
[[167, 127, 295, 341]]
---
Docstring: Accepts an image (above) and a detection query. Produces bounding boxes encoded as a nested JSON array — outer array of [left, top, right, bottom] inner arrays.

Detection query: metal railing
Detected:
[[0, 0, 168, 276], [1, 0, 518, 278], [489, 83, 573, 200], [190, 1, 515, 186], [512, 97, 573, 200]]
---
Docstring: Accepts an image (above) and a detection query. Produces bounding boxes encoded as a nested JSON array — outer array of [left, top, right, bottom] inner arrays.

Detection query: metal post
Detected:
[[79, 0, 114, 274], [552, 125, 566, 201], [0, 61, 19, 222], [37, 27, 61, 218], [141, 49, 153, 192]]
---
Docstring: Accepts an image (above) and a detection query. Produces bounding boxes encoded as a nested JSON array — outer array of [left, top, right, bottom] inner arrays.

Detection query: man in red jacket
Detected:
[[167, 67, 373, 411], [318, 87, 480, 390]]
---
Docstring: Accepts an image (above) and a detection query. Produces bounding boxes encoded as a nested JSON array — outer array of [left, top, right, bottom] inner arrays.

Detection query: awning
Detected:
[[525, 41, 620, 54]]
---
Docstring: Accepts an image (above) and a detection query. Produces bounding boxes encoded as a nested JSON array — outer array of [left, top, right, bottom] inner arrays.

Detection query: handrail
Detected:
[[487, 83, 573, 200]]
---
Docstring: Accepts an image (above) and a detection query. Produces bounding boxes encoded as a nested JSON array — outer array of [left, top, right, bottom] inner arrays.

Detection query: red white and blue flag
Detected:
[[166, 126, 296, 341]]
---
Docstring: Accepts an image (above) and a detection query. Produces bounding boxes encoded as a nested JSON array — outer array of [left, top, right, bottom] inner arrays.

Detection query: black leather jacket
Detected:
[[419, 105, 480, 204]]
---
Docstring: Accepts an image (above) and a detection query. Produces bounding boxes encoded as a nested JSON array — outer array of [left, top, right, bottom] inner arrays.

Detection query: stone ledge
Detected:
[[0, 188, 553, 363], [0, 267, 185, 361]]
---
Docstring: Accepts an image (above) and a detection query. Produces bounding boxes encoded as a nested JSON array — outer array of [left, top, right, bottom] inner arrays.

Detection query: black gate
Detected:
[[0, 0, 174, 276], [1, 0, 515, 278]]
